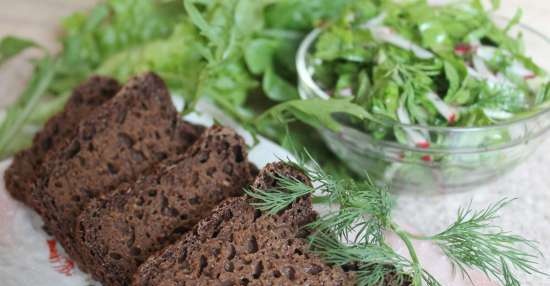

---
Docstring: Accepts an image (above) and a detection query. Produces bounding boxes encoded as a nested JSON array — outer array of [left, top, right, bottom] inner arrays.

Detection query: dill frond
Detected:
[[502, 259, 521, 286], [310, 232, 413, 286], [428, 199, 545, 285], [245, 174, 315, 214], [307, 176, 393, 245], [420, 270, 443, 286]]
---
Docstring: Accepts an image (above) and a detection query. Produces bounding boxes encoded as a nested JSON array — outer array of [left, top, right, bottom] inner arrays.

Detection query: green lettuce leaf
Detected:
[[257, 98, 368, 131], [0, 36, 40, 66]]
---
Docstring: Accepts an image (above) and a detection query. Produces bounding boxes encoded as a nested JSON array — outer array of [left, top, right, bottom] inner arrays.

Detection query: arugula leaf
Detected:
[[244, 38, 278, 75], [443, 61, 461, 99], [0, 36, 40, 66], [257, 98, 368, 131], [265, 0, 354, 30], [0, 57, 58, 158], [96, 21, 205, 98], [262, 67, 299, 101]]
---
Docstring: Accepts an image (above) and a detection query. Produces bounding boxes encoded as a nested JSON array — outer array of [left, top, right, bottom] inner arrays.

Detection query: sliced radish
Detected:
[[448, 113, 457, 124], [359, 13, 434, 59], [476, 45, 497, 61], [466, 66, 483, 80], [471, 45, 500, 84], [454, 43, 477, 56], [475, 46, 535, 80], [339, 87, 353, 97], [472, 55, 496, 81], [495, 72, 516, 87], [360, 12, 387, 29], [416, 141, 431, 149], [469, 64, 515, 89], [397, 102, 412, 124], [508, 60, 536, 80], [527, 76, 547, 91], [397, 102, 430, 148], [483, 108, 514, 120], [426, 92, 459, 124], [368, 26, 434, 59]]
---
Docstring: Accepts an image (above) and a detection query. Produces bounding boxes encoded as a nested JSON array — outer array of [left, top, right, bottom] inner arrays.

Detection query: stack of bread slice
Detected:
[[4, 73, 357, 286]]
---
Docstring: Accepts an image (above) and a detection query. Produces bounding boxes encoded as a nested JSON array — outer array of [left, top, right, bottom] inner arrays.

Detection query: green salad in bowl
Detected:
[[297, 0, 550, 193]]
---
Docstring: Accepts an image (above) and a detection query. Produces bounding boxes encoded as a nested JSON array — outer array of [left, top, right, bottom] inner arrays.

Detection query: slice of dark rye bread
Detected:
[[133, 162, 355, 286], [34, 72, 204, 265], [75, 126, 253, 286], [4, 76, 121, 207]]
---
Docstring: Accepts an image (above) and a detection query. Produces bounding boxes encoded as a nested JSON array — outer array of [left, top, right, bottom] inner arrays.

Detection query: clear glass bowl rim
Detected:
[[296, 18, 550, 149]]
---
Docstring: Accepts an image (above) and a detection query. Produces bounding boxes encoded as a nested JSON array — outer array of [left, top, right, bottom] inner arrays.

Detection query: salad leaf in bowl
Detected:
[[296, 0, 550, 193]]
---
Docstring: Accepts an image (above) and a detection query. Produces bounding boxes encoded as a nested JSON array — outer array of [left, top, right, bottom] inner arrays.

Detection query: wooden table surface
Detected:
[[1, 1, 550, 285]]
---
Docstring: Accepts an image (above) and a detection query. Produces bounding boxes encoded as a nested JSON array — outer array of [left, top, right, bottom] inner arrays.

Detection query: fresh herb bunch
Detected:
[[307, 0, 550, 145], [0, 0, 191, 157], [0, 0, 356, 163], [246, 152, 546, 286]]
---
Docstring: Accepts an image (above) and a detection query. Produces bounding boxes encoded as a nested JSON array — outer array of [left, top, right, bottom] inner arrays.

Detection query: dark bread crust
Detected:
[[35, 72, 203, 265], [4, 76, 121, 208], [75, 126, 252, 286], [133, 162, 354, 286]]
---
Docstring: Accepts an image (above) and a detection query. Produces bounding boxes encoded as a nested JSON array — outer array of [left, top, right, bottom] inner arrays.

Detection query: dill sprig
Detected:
[[502, 259, 521, 286], [246, 175, 316, 215], [426, 199, 545, 285], [310, 232, 414, 286], [308, 176, 393, 245], [246, 153, 546, 286]]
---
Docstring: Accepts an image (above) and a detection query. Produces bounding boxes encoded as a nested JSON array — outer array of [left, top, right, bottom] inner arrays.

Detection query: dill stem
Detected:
[[393, 223, 423, 286], [405, 232, 432, 241]]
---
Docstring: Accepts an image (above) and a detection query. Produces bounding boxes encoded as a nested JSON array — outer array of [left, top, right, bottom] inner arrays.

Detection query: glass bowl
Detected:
[[296, 20, 550, 194]]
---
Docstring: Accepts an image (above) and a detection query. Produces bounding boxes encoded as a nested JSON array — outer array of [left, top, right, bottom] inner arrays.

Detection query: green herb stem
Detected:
[[393, 224, 423, 286], [0, 57, 58, 158]]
